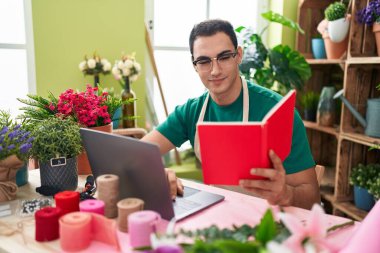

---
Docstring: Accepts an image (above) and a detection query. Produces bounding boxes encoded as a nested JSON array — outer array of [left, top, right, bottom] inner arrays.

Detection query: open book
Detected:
[[197, 90, 296, 185]]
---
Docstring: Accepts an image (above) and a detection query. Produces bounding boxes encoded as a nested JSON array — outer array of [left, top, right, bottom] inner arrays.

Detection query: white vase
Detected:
[[328, 17, 350, 43]]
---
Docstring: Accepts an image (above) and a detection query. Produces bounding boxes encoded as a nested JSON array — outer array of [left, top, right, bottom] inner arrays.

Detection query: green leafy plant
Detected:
[[236, 11, 311, 93], [29, 117, 82, 163], [349, 163, 380, 190], [325, 2, 347, 21], [301, 91, 320, 111]]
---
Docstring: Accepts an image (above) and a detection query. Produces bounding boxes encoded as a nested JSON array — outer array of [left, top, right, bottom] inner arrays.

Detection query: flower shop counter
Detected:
[[0, 169, 361, 253]]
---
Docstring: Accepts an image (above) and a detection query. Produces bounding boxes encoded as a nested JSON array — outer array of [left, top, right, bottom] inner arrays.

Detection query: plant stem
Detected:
[[327, 220, 355, 233]]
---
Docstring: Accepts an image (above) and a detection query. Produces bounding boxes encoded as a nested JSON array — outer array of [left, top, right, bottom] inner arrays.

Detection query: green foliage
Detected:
[[178, 208, 289, 252], [236, 12, 311, 93], [325, 2, 347, 21], [261, 11, 304, 34], [301, 91, 320, 110], [17, 92, 58, 122], [349, 163, 380, 192], [30, 117, 82, 162]]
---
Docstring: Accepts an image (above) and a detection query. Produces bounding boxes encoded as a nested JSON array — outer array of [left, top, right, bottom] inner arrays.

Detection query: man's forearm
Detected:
[[283, 183, 321, 210]]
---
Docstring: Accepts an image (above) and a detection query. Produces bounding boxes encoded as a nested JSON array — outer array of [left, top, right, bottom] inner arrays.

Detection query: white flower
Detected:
[[103, 62, 111, 72], [111, 66, 119, 76], [122, 68, 131, 76], [124, 59, 134, 69], [79, 61, 87, 71], [266, 241, 293, 253], [113, 73, 122, 80], [150, 233, 177, 250], [87, 59, 96, 69], [134, 62, 141, 72], [117, 60, 125, 69], [101, 58, 110, 65], [130, 74, 138, 82]]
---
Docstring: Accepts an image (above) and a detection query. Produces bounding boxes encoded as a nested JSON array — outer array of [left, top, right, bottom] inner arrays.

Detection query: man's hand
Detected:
[[239, 150, 293, 206], [165, 168, 184, 200]]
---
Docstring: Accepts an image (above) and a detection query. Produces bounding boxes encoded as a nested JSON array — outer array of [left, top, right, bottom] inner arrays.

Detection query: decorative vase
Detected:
[[0, 155, 24, 202], [328, 17, 350, 43], [77, 123, 113, 175], [304, 108, 317, 122], [311, 38, 327, 59], [112, 106, 122, 129], [317, 86, 336, 127], [373, 23, 380, 57], [94, 75, 100, 88], [354, 185, 375, 211], [16, 163, 29, 187], [40, 157, 78, 191], [122, 76, 136, 128]]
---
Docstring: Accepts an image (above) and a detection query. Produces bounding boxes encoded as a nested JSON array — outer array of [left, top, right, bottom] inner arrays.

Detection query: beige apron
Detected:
[[194, 77, 249, 161]]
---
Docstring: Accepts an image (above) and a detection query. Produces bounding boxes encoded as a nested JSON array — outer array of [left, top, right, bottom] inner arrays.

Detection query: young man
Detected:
[[142, 19, 320, 210]]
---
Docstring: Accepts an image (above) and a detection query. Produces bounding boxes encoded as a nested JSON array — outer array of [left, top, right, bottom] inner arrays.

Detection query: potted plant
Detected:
[[318, 2, 350, 59], [325, 1, 350, 43], [349, 163, 380, 211], [311, 34, 327, 59], [79, 53, 111, 87], [29, 116, 82, 192], [0, 110, 33, 202], [236, 11, 311, 93], [356, 0, 380, 56], [300, 91, 320, 122]]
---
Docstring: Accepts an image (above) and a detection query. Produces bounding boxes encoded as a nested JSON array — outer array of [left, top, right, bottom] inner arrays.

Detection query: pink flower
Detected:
[[279, 204, 338, 253]]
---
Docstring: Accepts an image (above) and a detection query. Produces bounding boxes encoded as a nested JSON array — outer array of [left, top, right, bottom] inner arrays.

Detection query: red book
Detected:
[[197, 90, 296, 185]]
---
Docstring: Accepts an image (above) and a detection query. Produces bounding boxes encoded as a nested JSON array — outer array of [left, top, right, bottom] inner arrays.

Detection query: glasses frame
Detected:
[[192, 50, 238, 72]]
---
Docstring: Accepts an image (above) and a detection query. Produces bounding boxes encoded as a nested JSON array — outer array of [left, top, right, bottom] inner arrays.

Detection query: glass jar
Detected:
[[317, 86, 336, 126]]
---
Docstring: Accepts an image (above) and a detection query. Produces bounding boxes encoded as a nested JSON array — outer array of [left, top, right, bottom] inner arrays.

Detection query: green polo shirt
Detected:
[[157, 82, 315, 174]]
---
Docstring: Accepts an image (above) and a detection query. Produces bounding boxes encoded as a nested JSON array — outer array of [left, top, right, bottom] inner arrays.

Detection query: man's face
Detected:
[[192, 32, 242, 102]]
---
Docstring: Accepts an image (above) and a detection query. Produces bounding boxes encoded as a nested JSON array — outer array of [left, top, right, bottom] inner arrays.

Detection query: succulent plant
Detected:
[[325, 2, 347, 21]]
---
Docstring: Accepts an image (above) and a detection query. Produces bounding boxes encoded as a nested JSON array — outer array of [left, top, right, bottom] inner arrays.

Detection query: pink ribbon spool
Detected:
[[80, 199, 105, 215], [128, 210, 161, 248]]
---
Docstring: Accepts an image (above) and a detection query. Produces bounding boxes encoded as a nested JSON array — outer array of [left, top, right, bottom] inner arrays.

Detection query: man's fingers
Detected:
[[269, 149, 284, 172], [250, 168, 276, 180], [166, 169, 177, 199], [177, 178, 184, 196], [240, 179, 272, 190]]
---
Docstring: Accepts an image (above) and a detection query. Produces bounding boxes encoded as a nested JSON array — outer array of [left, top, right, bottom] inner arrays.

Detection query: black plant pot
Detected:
[[304, 109, 317, 122], [40, 157, 78, 191]]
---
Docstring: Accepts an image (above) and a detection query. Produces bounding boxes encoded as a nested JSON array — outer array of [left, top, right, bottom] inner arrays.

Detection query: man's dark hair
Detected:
[[189, 19, 238, 57]]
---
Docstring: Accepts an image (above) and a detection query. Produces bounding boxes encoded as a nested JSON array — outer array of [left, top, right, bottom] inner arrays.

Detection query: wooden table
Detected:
[[0, 169, 359, 253]]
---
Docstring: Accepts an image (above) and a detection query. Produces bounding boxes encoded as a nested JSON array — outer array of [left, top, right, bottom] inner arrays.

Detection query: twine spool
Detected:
[[54, 191, 80, 216], [96, 174, 119, 218], [59, 212, 92, 251], [117, 198, 144, 232], [35, 207, 61, 242], [79, 199, 105, 215]]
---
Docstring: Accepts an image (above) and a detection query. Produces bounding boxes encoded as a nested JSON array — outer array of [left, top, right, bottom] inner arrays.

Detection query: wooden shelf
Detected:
[[303, 121, 340, 137], [347, 57, 380, 65], [306, 59, 345, 65], [321, 192, 368, 221], [341, 132, 380, 148]]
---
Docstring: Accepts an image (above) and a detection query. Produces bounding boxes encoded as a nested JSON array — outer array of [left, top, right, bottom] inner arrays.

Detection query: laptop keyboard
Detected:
[[173, 198, 201, 215]]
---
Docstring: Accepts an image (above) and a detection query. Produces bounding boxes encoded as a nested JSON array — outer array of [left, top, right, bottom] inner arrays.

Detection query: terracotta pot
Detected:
[[323, 35, 348, 59], [373, 23, 380, 56], [77, 123, 113, 175]]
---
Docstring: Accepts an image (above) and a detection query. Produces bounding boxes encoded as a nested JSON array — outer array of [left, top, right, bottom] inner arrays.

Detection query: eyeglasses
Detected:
[[192, 51, 238, 73]]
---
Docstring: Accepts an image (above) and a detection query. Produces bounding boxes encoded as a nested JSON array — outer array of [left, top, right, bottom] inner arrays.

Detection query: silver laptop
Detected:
[[80, 128, 224, 221]]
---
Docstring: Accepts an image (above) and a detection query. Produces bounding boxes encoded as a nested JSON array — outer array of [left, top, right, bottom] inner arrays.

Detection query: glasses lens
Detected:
[[195, 59, 212, 72], [217, 53, 236, 68]]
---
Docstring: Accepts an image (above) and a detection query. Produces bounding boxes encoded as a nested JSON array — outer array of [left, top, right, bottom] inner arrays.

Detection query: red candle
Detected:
[[35, 207, 61, 242], [54, 191, 80, 216]]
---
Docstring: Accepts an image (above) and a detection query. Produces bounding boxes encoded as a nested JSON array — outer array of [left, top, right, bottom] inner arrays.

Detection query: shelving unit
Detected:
[[297, 0, 380, 221]]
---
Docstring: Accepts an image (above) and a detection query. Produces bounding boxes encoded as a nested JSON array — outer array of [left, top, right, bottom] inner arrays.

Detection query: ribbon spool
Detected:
[[35, 207, 61, 242], [117, 198, 144, 232], [96, 174, 119, 218], [59, 211, 120, 251], [128, 210, 161, 248], [80, 199, 105, 215], [54, 191, 80, 216]]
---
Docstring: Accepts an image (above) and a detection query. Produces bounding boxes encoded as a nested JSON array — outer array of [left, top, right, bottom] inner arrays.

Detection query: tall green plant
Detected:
[[236, 11, 311, 93]]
